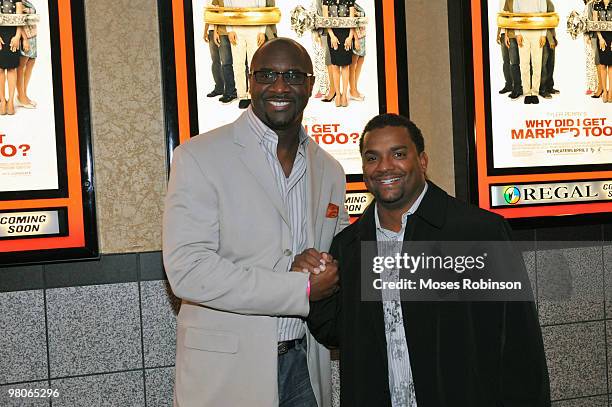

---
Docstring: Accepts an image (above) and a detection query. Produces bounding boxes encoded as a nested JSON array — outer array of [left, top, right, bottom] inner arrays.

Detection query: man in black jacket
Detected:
[[296, 114, 550, 406]]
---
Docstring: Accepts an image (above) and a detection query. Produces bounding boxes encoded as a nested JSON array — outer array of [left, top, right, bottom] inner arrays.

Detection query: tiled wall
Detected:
[[0, 253, 178, 407], [2, 1, 611, 406], [2, 225, 612, 406]]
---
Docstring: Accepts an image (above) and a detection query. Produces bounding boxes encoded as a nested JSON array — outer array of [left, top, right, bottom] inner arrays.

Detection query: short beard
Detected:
[[373, 191, 406, 209], [264, 113, 294, 130]]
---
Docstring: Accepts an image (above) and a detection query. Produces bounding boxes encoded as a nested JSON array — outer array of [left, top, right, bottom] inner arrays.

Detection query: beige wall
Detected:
[[83, 0, 455, 253], [405, 0, 455, 196], [85, 0, 166, 253]]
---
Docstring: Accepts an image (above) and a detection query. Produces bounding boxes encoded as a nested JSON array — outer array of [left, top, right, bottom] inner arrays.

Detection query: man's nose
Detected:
[[376, 154, 394, 172], [269, 74, 291, 92]]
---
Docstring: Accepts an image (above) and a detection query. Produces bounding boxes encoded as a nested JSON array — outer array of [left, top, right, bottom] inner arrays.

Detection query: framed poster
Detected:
[[0, 0, 97, 265], [158, 0, 408, 219], [467, 0, 612, 222]]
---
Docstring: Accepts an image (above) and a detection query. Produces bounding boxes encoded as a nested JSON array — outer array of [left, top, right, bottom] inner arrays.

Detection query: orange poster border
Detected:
[[470, 0, 612, 219], [0, 0, 86, 252]]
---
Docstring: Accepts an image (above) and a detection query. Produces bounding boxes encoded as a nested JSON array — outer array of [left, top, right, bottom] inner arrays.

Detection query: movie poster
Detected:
[[0, 0, 58, 192], [0, 1, 97, 264], [190, 0, 380, 175], [486, 0, 612, 169]]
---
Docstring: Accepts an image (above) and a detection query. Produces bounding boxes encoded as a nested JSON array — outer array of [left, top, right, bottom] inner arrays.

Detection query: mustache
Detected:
[[263, 93, 295, 101], [371, 173, 404, 179]]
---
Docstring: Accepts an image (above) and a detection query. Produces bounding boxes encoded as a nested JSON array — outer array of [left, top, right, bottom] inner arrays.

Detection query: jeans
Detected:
[[501, 34, 522, 93], [208, 30, 236, 97], [540, 41, 555, 93], [278, 336, 317, 407]]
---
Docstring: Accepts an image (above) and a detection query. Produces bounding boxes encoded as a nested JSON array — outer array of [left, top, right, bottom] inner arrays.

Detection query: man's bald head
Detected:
[[248, 37, 315, 134], [250, 37, 313, 74]]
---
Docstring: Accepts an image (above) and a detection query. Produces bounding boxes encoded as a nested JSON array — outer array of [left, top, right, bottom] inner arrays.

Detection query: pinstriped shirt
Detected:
[[375, 183, 428, 407], [246, 108, 309, 342]]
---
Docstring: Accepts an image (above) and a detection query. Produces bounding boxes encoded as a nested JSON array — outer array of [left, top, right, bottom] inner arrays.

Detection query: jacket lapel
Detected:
[[357, 204, 389, 370], [400, 182, 448, 404], [233, 113, 290, 227], [306, 142, 323, 247], [358, 184, 449, 403]]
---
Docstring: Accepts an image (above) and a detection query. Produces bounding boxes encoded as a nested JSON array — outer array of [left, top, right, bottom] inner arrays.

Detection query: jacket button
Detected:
[[283, 249, 292, 256]]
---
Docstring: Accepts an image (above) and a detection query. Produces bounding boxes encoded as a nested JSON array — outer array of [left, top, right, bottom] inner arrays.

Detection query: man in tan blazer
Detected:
[[163, 38, 348, 407]]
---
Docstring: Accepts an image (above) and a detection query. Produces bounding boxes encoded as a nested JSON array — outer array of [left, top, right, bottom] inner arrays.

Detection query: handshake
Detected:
[[290, 248, 339, 302]]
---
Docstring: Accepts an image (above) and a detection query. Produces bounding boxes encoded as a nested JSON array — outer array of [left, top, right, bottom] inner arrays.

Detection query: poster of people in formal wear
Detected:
[[159, 0, 408, 217], [190, 0, 378, 175], [160, 0, 408, 174], [0, 0, 97, 264], [486, 0, 612, 169], [471, 0, 612, 219]]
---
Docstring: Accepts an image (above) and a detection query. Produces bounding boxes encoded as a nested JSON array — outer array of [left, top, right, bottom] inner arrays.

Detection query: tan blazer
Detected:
[[163, 111, 349, 407]]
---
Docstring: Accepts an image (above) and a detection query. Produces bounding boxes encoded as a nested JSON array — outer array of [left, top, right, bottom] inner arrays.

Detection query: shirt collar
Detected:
[[375, 182, 429, 233], [246, 107, 310, 153]]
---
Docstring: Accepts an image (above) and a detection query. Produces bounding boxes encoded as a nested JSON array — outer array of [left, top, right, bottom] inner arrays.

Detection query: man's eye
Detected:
[[393, 152, 406, 158], [365, 156, 376, 162], [262, 72, 276, 80]]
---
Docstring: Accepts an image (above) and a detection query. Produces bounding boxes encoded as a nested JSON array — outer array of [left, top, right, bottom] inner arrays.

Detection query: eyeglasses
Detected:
[[251, 70, 314, 85]]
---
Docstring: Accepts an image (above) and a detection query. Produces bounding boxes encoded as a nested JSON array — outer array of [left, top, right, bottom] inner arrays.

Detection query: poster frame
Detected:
[[0, 0, 98, 266], [158, 0, 410, 207], [449, 0, 612, 228]]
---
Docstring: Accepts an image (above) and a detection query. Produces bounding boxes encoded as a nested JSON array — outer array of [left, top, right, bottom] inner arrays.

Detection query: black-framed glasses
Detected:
[[251, 70, 314, 85]]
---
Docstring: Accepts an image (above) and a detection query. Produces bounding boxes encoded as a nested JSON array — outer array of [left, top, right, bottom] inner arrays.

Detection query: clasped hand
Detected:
[[291, 248, 339, 302]]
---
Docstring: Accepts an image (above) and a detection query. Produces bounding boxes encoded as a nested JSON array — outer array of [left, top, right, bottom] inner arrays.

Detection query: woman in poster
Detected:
[[349, 2, 365, 101], [16, 0, 36, 109], [594, 0, 612, 101], [323, 0, 359, 107], [312, 0, 331, 98], [0, 0, 27, 115], [585, 0, 602, 96]]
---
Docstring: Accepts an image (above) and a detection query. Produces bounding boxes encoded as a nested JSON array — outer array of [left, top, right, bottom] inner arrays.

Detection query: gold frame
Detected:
[[497, 12, 559, 29], [204, 6, 281, 26]]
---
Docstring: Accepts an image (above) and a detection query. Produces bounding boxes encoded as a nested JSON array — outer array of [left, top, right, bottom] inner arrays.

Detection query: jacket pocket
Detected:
[[184, 327, 239, 354]]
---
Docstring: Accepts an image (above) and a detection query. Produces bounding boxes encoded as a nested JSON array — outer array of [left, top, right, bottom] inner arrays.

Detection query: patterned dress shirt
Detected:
[[374, 183, 428, 407], [246, 107, 309, 342]]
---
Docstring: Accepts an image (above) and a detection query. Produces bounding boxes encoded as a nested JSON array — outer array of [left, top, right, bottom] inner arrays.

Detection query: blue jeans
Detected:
[[278, 336, 317, 407], [207, 30, 236, 97]]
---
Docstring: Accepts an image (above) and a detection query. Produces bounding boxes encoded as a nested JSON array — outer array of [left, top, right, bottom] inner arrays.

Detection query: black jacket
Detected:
[[308, 182, 550, 407]]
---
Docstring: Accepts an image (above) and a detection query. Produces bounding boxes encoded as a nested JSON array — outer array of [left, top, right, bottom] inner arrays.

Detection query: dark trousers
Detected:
[[500, 34, 522, 93], [540, 42, 555, 93], [208, 30, 236, 97]]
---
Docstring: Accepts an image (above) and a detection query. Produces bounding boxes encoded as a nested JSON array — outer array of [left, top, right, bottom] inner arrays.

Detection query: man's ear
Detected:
[[419, 151, 428, 173], [308, 75, 315, 96]]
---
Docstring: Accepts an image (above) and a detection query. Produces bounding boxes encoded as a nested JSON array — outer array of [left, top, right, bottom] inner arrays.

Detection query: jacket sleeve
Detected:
[[499, 301, 551, 406], [307, 238, 342, 347], [163, 145, 310, 317]]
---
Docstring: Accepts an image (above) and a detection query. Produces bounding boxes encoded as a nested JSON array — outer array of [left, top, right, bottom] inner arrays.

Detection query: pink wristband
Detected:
[[307, 279, 311, 299]]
